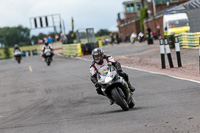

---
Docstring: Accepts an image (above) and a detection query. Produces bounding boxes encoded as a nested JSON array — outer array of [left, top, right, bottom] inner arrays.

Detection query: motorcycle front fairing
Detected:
[[44, 49, 52, 56], [106, 76, 131, 102], [97, 66, 131, 102]]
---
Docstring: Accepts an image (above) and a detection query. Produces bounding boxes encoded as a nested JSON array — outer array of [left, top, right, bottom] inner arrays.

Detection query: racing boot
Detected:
[[127, 81, 135, 92]]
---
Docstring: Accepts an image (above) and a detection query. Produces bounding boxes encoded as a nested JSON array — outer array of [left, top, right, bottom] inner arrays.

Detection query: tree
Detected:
[[30, 35, 39, 45], [140, 8, 148, 33], [37, 33, 47, 40], [0, 25, 30, 47], [95, 29, 110, 37]]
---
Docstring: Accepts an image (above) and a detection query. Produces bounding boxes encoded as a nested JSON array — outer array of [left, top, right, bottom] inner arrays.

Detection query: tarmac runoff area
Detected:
[[1, 53, 200, 133], [77, 56, 200, 84], [85, 40, 200, 82]]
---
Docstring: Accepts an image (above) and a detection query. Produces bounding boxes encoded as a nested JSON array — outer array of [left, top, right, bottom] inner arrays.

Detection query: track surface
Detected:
[[0, 48, 200, 133]]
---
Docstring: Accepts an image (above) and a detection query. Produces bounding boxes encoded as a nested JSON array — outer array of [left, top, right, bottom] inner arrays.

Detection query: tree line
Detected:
[[0, 25, 30, 47], [0, 25, 112, 48]]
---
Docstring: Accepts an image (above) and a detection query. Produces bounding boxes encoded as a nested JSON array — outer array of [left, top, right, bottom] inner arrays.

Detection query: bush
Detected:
[[4, 46, 10, 58]]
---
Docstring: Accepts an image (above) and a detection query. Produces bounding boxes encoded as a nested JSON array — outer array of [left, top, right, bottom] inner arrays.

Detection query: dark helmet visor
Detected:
[[94, 55, 101, 60]]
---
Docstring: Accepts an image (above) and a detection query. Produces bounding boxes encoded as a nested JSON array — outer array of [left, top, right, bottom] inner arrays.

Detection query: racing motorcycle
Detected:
[[14, 50, 22, 64], [44, 49, 52, 66], [97, 65, 135, 111]]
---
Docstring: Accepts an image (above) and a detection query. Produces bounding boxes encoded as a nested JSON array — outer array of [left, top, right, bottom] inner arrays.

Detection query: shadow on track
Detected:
[[84, 106, 147, 117]]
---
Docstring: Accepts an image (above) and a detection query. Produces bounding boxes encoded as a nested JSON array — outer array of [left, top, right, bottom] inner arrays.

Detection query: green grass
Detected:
[[96, 35, 110, 41], [0, 57, 14, 60]]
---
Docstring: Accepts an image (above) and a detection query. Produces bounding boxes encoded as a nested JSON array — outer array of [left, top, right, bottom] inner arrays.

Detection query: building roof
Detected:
[[123, 0, 141, 5], [154, 6, 185, 18], [145, 3, 187, 22], [183, 0, 200, 9], [155, 0, 200, 17], [167, 4, 186, 11], [145, 0, 200, 22], [156, 0, 200, 14]]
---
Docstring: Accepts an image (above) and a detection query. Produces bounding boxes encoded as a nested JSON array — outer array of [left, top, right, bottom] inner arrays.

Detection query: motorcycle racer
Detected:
[[90, 48, 135, 96], [42, 38, 54, 61]]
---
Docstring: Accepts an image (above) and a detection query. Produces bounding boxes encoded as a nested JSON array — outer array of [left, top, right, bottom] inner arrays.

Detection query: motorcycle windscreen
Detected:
[[99, 66, 109, 76]]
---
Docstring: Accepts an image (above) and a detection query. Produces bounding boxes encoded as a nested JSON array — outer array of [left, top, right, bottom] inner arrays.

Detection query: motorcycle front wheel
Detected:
[[111, 88, 129, 111], [46, 57, 51, 66]]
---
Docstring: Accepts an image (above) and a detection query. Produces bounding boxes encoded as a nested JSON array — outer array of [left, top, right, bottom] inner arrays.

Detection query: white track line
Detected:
[[122, 65, 200, 84], [75, 57, 200, 84]]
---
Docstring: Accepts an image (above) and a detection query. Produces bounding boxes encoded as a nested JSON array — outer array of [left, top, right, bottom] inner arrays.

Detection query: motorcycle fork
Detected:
[[102, 87, 115, 101]]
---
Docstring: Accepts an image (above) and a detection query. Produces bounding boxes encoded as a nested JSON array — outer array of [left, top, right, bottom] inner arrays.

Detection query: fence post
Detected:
[[159, 38, 166, 69], [164, 38, 174, 68], [175, 36, 182, 67]]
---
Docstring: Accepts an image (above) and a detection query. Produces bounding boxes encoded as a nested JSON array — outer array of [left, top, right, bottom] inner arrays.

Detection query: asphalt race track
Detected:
[[0, 53, 200, 133]]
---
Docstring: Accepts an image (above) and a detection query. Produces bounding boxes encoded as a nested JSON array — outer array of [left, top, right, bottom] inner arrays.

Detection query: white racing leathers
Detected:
[[90, 55, 116, 77], [90, 55, 124, 85], [42, 44, 53, 53], [42, 44, 54, 58]]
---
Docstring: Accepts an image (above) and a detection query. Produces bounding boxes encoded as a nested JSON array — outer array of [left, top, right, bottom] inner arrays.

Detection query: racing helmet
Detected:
[[92, 48, 104, 64], [14, 44, 18, 48], [45, 42, 49, 46]]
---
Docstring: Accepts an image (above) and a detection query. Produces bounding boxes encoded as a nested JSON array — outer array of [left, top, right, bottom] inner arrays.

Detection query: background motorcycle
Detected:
[[44, 49, 52, 66], [97, 65, 135, 111], [14, 50, 22, 64]]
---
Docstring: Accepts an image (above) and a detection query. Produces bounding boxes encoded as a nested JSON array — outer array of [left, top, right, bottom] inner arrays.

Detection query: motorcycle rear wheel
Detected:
[[16, 57, 21, 64], [128, 97, 135, 108]]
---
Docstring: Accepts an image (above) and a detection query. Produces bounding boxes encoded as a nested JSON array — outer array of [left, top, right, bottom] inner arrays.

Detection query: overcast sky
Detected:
[[0, 0, 126, 36]]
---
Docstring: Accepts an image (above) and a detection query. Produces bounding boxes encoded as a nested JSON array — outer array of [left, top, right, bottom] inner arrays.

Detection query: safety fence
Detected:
[[175, 33, 200, 49]]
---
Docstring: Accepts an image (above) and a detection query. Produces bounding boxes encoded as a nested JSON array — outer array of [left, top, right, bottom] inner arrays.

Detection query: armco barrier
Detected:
[[175, 33, 200, 49], [62, 43, 83, 56]]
